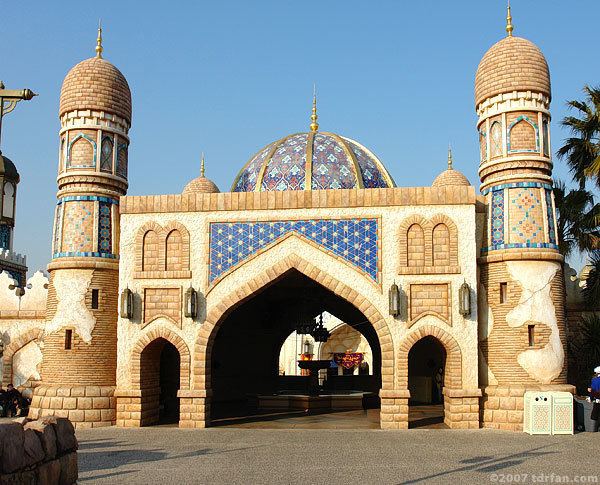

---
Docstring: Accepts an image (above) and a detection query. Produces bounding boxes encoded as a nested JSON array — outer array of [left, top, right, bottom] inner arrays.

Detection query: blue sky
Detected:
[[1, 0, 598, 275]]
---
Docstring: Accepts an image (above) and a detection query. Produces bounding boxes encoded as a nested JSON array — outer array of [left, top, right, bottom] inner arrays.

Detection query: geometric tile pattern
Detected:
[[0, 224, 11, 250], [481, 181, 552, 196], [544, 189, 557, 245], [490, 121, 502, 157], [53, 205, 63, 254], [98, 202, 112, 255], [231, 132, 394, 192], [100, 136, 113, 172], [117, 143, 128, 178], [209, 218, 379, 283], [491, 189, 504, 246], [60, 200, 94, 253], [262, 134, 307, 191], [509, 187, 544, 244]]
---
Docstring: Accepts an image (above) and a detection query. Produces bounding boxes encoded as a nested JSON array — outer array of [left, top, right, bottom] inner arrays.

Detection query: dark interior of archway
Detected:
[[408, 336, 446, 428], [210, 269, 382, 422], [140, 338, 181, 425]]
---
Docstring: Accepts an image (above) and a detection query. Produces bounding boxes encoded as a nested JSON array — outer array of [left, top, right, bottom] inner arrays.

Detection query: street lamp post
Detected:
[[0, 81, 37, 152]]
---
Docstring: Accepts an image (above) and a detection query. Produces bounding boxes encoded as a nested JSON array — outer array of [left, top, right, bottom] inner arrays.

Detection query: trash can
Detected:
[[574, 396, 599, 432], [524, 392, 552, 434], [551, 392, 574, 435]]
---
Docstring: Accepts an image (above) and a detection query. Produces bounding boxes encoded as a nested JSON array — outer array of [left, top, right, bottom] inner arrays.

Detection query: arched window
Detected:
[[165, 230, 183, 271], [67, 134, 96, 168], [117, 143, 128, 178], [490, 121, 502, 158], [479, 131, 487, 162], [0, 225, 11, 249], [407, 224, 425, 267], [542, 120, 550, 157], [508, 116, 538, 153], [142, 230, 160, 271], [2, 182, 15, 218], [432, 223, 450, 266], [100, 136, 114, 172]]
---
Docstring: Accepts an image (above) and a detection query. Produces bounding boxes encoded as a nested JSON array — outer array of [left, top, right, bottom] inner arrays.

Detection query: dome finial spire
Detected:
[[310, 84, 319, 132], [200, 152, 205, 177], [448, 144, 454, 170], [96, 20, 103, 58], [506, 0, 514, 37]]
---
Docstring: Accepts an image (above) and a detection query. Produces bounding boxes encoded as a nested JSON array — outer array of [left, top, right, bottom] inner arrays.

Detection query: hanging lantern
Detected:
[[184, 287, 198, 318], [389, 282, 400, 316], [311, 314, 330, 342], [120, 288, 133, 319], [459, 280, 471, 317]]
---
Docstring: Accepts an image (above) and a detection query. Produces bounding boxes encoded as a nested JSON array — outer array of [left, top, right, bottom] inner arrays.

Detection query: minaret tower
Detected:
[[29, 26, 132, 427], [475, 6, 572, 430]]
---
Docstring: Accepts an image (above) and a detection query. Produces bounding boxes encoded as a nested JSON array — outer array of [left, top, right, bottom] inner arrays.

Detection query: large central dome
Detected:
[[231, 132, 395, 192]]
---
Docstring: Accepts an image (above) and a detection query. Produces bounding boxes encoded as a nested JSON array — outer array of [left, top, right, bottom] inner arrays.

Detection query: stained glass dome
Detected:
[[231, 132, 395, 192]]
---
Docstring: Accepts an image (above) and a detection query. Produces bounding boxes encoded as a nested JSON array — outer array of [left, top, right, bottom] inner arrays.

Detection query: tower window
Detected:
[[64, 329, 73, 350], [91, 289, 99, 309], [499, 282, 508, 303], [528, 325, 535, 347]]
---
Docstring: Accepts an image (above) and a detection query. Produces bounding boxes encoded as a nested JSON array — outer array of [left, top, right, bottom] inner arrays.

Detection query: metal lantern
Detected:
[[311, 314, 330, 342], [120, 288, 133, 319], [459, 280, 471, 317], [184, 287, 198, 319], [296, 317, 316, 335], [389, 282, 400, 316]]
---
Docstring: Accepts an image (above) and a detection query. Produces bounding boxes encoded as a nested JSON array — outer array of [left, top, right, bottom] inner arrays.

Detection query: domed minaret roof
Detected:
[[183, 154, 220, 194], [475, 6, 550, 107], [231, 94, 395, 192], [0, 154, 20, 183], [432, 147, 470, 187], [59, 26, 132, 122]]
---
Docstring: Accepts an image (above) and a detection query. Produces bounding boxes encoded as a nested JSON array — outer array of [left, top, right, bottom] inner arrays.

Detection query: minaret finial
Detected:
[[96, 20, 103, 58], [447, 144, 454, 170], [200, 152, 205, 177], [506, 1, 514, 37], [310, 84, 319, 132]]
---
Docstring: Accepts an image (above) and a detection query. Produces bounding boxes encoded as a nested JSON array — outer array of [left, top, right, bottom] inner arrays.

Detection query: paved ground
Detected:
[[77, 426, 600, 484]]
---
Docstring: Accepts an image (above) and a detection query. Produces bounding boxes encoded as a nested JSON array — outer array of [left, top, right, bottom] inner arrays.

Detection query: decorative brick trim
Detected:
[[121, 186, 477, 215], [134, 221, 191, 278], [2, 328, 43, 387], [397, 324, 462, 389]]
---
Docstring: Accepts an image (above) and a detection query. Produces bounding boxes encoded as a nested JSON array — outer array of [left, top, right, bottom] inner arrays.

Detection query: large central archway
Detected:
[[195, 254, 394, 428]]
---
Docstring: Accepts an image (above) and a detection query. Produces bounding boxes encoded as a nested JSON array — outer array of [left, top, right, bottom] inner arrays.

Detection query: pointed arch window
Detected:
[[490, 121, 502, 158], [2, 182, 15, 219], [117, 143, 128, 178], [100, 136, 114, 172], [542, 120, 550, 157]]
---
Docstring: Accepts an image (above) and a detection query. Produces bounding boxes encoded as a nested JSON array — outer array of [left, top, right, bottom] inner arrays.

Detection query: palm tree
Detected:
[[553, 179, 600, 258], [582, 251, 600, 309], [558, 85, 600, 189]]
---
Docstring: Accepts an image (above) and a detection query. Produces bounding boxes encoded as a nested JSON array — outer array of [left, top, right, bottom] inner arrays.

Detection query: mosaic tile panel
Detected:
[[98, 202, 112, 254], [344, 138, 389, 188], [0, 225, 10, 250], [60, 200, 95, 254], [117, 144, 128, 178], [100, 137, 113, 172], [544, 189, 557, 245], [490, 121, 502, 157], [262, 134, 307, 191], [509, 187, 545, 244], [491, 189, 504, 246], [311, 134, 355, 190], [209, 219, 378, 283], [53, 204, 63, 254], [481, 182, 552, 196]]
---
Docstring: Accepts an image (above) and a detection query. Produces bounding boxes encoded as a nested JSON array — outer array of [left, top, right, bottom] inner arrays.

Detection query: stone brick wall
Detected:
[[409, 284, 450, 326], [143, 288, 181, 327], [0, 417, 78, 484]]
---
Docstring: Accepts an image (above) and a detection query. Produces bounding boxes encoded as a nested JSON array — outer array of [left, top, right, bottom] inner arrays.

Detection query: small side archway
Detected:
[[2, 328, 44, 395], [130, 328, 190, 426]]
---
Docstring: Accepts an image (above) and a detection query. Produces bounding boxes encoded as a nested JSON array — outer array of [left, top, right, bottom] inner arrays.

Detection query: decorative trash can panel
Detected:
[[524, 392, 552, 435], [551, 392, 574, 435]]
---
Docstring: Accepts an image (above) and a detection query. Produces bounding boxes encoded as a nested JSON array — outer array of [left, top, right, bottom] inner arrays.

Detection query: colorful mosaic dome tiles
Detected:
[[209, 219, 379, 283], [231, 132, 395, 192]]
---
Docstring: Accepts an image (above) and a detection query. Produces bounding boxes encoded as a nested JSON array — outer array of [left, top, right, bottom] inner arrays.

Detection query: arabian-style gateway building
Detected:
[[1, 9, 578, 430]]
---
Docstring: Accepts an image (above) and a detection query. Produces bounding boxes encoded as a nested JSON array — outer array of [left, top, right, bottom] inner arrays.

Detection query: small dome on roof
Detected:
[[182, 156, 220, 194], [0, 153, 20, 183], [432, 149, 470, 187]]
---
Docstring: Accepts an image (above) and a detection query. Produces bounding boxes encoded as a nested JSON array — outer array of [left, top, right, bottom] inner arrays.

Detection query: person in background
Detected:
[[0, 386, 6, 417], [588, 366, 600, 422], [5, 384, 23, 417]]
